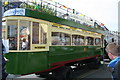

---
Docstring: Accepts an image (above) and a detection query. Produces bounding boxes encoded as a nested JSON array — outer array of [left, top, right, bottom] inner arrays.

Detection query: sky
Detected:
[[54, 0, 119, 31]]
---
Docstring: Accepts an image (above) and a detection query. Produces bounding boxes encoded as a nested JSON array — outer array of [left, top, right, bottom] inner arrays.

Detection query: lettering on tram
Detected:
[[35, 46, 46, 49]]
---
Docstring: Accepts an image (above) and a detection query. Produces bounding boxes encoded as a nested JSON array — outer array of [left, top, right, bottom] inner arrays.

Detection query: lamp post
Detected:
[[0, 1, 2, 79]]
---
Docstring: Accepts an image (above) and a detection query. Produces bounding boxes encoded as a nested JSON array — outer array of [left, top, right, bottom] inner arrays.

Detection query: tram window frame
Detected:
[[51, 32, 71, 46], [72, 35, 84, 45], [5, 18, 49, 51], [32, 22, 39, 44], [86, 37, 94, 45], [19, 20, 31, 50], [7, 20, 18, 50], [40, 24, 48, 44], [52, 32, 60, 45], [95, 38, 101, 45], [32, 22, 48, 45]]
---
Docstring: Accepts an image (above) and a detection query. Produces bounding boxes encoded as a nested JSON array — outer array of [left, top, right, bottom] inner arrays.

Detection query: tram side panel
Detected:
[[4, 45, 101, 75], [5, 52, 48, 74], [48, 46, 101, 66]]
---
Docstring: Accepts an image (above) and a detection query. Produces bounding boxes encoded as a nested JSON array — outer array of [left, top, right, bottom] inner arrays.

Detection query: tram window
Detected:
[[52, 32, 60, 45], [72, 35, 79, 45], [7, 20, 18, 50], [95, 38, 101, 45], [62, 33, 71, 45], [79, 36, 84, 45], [19, 21, 30, 50], [2, 21, 6, 39], [72, 35, 84, 45], [86, 37, 94, 45], [32, 23, 47, 45], [32, 22, 39, 44], [51, 32, 71, 45]]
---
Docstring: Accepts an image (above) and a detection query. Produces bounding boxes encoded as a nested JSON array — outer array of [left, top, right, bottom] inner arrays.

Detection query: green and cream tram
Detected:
[[2, 1, 105, 79]]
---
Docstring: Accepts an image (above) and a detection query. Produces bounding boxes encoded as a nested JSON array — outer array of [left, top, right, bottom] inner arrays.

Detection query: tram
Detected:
[[2, 1, 106, 79]]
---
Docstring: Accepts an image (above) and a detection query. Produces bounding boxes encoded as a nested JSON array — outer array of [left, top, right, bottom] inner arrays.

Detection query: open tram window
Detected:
[[95, 38, 101, 45], [72, 35, 84, 45], [19, 21, 30, 50], [86, 37, 94, 45], [7, 20, 18, 50]]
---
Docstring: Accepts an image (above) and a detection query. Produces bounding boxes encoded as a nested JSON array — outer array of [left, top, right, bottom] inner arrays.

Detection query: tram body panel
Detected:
[[2, 8, 103, 75], [48, 46, 101, 64], [5, 46, 101, 74], [5, 52, 48, 74]]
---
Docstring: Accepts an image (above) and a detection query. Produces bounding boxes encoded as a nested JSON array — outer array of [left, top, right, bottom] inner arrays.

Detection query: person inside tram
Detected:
[[79, 38, 84, 45], [10, 43, 16, 50], [22, 38, 28, 50], [60, 33, 65, 45], [105, 43, 120, 80]]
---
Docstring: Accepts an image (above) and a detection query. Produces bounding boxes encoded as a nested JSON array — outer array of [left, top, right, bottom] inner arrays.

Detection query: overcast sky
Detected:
[[54, 0, 119, 31]]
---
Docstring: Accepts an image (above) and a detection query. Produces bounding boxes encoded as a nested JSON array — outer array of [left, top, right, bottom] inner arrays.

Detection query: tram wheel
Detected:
[[88, 58, 101, 69], [50, 66, 73, 80]]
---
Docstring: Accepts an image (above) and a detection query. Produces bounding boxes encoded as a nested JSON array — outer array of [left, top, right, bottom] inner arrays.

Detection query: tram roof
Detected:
[[3, 8, 105, 35]]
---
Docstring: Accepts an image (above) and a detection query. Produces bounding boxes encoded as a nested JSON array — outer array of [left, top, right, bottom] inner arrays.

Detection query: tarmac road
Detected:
[[75, 64, 112, 80]]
